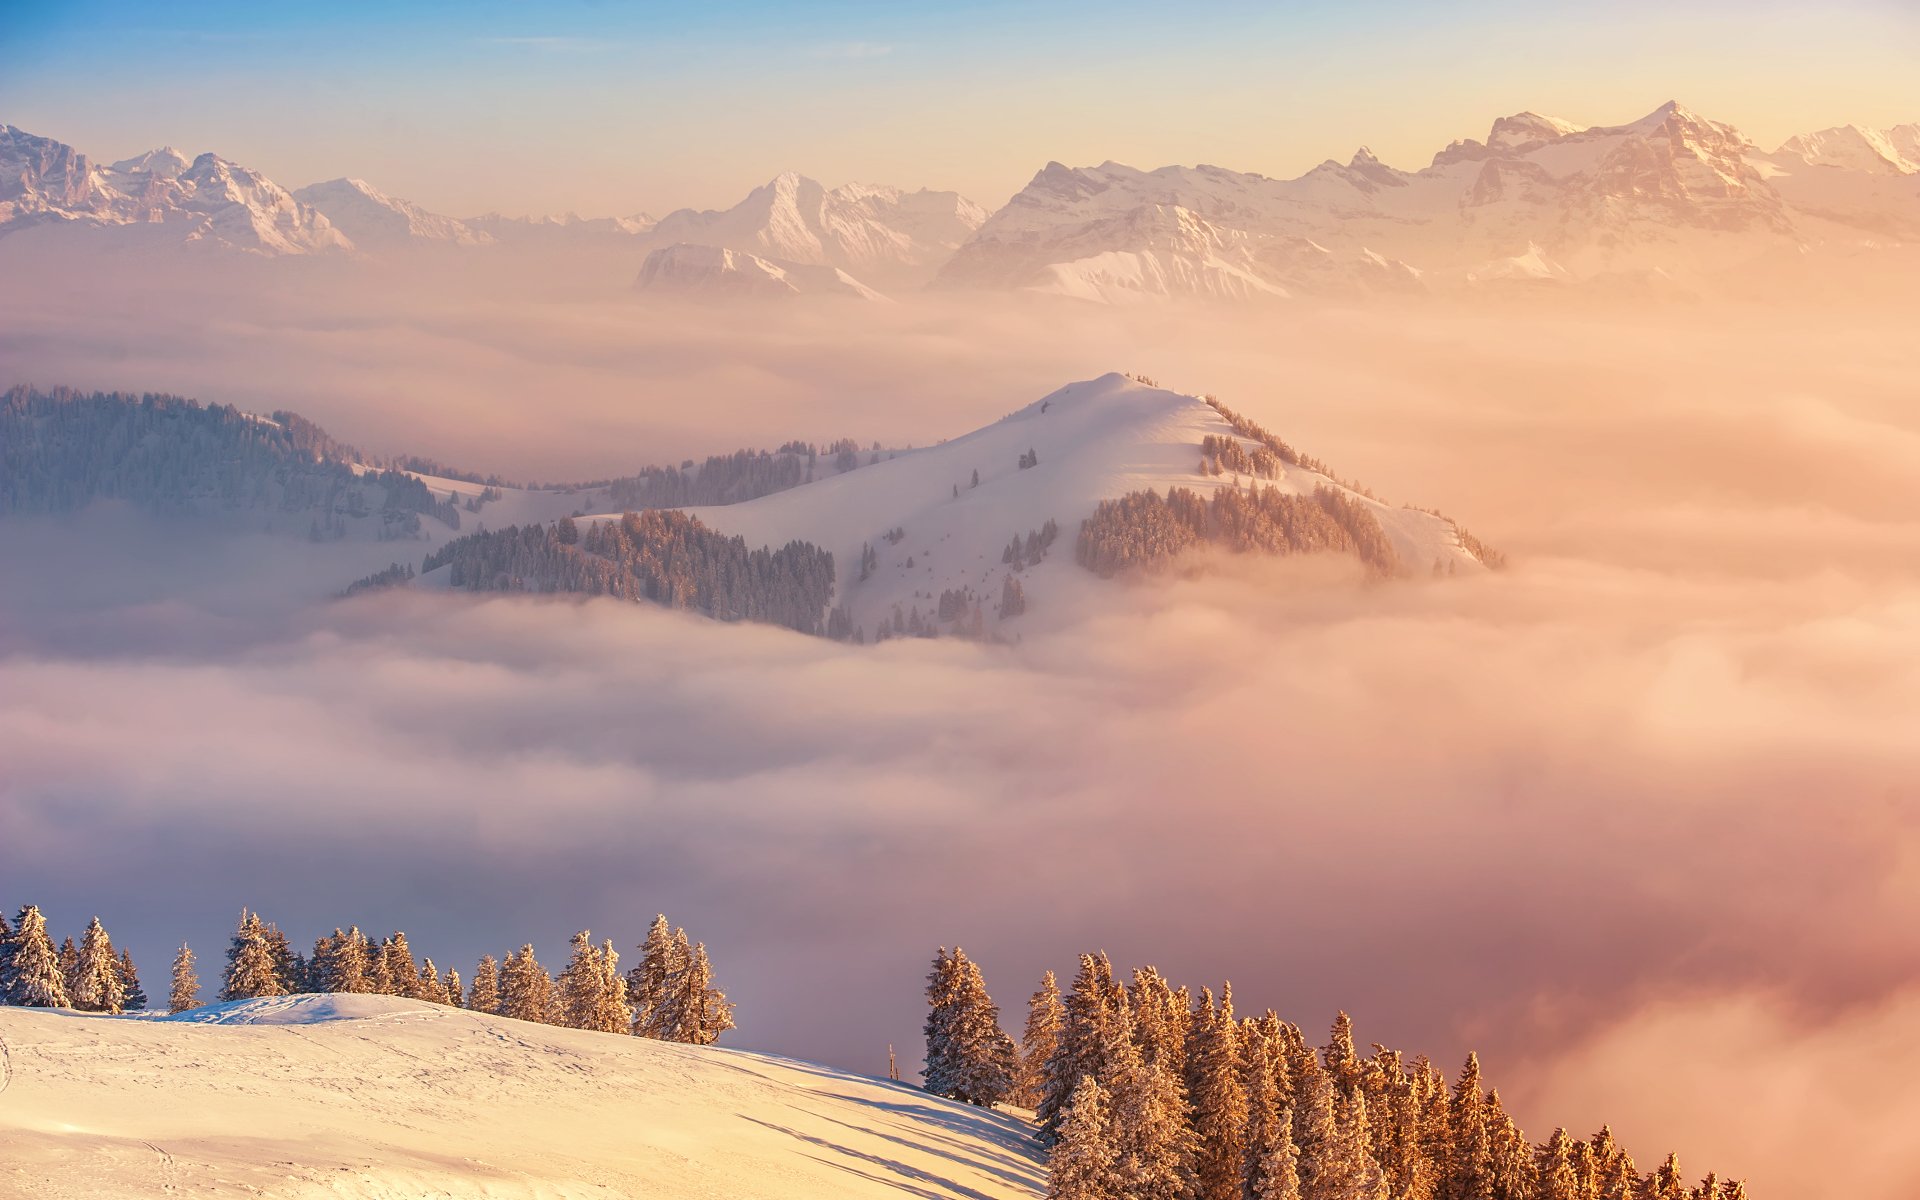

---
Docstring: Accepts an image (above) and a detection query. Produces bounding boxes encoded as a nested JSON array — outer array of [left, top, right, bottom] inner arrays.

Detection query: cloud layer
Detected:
[[3, 279, 1919, 1196]]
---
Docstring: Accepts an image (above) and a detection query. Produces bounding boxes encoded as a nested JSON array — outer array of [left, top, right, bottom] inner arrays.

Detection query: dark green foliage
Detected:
[[422, 512, 835, 634]]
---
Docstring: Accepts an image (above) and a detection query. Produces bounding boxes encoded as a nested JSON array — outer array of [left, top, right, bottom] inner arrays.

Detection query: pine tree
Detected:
[[1016, 970, 1064, 1109], [444, 968, 463, 1008], [628, 915, 685, 1038], [1, 905, 69, 1007], [1244, 1038, 1290, 1200], [380, 932, 419, 998], [1294, 1058, 1337, 1200], [1316, 1087, 1388, 1200], [1646, 1154, 1687, 1200], [669, 942, 734, 1045], [499, 944, 552, 1023], [1129, 968, 1179, 1071], [1444, 1053, 1492, 1200], [557, 930, 609, 1030], [221, 909, 285, 1002], [169, 943, 199, 1013], [1040, 952, 1132, 1141], [1587, 1127, 1638, 1200], [414, 959, 444, 1003], [71, 916, 126, 1014], [468, 954, 502, 1014], [58, 937, 79, 998], [1253, 1105, 1304, 1200], [595, 939, 633, 1034], [1534, 1129, 1581, 1200], [1324, 1012, 1360, 1099], [1484, 1090, 1533, 1200], [118, 949, 147, 1011], [1190, 984, 1249, 1200], [1107, 1033, 1199, 1200], [923, 947, 1014, 1106], [1048, 1075, 1117, 1200]]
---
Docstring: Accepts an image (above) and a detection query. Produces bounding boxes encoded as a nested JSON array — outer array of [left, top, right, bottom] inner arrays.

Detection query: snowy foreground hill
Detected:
[[0, 993, 1043, 1199]]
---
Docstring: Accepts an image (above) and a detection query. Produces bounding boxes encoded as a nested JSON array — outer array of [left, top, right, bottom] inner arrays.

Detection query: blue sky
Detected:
[[4, 0, 1916, 216]]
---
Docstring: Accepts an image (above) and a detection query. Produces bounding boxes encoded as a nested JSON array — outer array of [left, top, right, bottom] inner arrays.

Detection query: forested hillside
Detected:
[[926, 949, 1747, 1200], [0, 386, 461, 538], [421, 511, 836, 633]]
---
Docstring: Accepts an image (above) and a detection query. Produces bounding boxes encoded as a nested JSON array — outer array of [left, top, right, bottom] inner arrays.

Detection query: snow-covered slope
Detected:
[[1751, 123, 1920, 242], [1771, 124, 1920, 176], [635, 241, 888, 300], [293, 177, 493, 247], [0, 994, 1043, 1200], [645, 172, 988, 288], [0, 125, 352, 255], [658, 374, 1488, 638], [940, 101, 1895, 300]]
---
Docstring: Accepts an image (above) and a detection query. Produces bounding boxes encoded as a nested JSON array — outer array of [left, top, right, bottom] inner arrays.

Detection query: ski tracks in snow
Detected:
[[0, 1026, 13, 1095]]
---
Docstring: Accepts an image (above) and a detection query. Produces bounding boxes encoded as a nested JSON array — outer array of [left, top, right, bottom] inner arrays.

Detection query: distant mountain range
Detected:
[[4, 102, 1915, 300]]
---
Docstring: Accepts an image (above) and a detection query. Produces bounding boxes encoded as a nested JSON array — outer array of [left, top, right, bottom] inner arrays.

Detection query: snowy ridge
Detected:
[[634, 241, 889, 300], [0, 994, 1044, 1199], [645, 171, 988, 289], [293, 177, 494, 247], [938, 100, 1913, 299], [651, 374, 1487, 638], [0, 124, 351, 256]]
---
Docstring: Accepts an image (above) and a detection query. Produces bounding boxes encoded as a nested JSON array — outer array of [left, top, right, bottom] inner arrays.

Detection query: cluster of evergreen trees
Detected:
[[0, 906, 147, 1013], [925, 950, 1746, 1200], [421, 510, 836, 633], [1077, 484, 1400, 579], [1, 904, 733, 1046], [601, 437, 878, 511], [1, 386, 460, 535], [336, 560, 416, 598], [1004, 519, 1062, 570]]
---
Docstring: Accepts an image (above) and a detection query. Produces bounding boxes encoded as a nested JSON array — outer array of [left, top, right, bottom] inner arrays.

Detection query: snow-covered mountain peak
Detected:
[[1773, 123, 1920, 175], [107, 146, 190, 179], [634, 241, 887, 300], [665, 373, 1490, 638], [1486, 111, 1587, 152], [293, 176, 493, 246], [644, 171, 985, 286]]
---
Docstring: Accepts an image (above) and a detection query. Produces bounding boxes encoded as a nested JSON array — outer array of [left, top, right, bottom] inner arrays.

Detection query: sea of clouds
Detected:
[[2, 264, 1917, 1197]]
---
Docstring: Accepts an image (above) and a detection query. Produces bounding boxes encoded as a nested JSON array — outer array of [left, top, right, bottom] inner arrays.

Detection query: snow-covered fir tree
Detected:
[[468, 954, 501, 1015], [1444, 1053, 1493, 1200], [169, 943, 199, 1013], [558, 930, 630, 1032], [1253, 1104, 1304, 1200], [627, 914, 686, 1039], [1047, 1075, 1117, 1200], [221, 910, 286, 1002], [380, 932, 420, 999], [923, 946, 1015, 1107], [443, 967, 463, 1008], [1188, 984, 1249, 1200], [1, 905, 69, 1007], [1039, 952, 1131, 1141], [1106, 1031, 1198, 1200], [499, 944, 552, 1023], [70, 915, 127, 1014], [1016, 969, 1064, 1109], [670, 942, 735, 1046], [117, 948, 146, 1011], [1535, 1128, 1581, 1200]]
